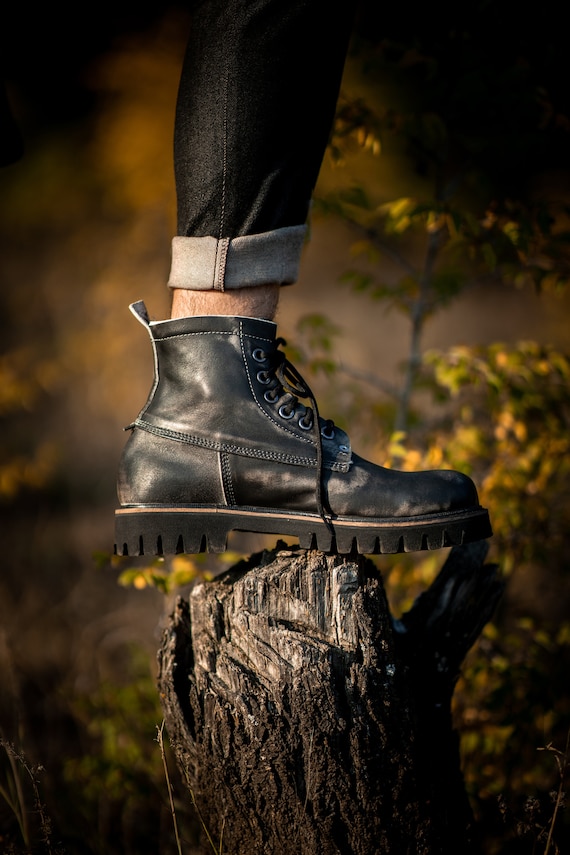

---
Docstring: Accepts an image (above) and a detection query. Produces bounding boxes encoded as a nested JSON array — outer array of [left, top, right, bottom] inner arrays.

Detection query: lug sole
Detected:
[[114, 504, 492, 556]]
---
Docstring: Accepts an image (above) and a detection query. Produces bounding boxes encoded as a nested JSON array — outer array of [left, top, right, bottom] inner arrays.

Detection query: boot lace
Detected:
[[254, 339, 335, 528]]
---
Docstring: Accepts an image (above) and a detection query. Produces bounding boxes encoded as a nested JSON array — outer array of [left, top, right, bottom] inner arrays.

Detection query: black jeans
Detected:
[[168, 0, 355, 291], [175, 0, 354, 237]]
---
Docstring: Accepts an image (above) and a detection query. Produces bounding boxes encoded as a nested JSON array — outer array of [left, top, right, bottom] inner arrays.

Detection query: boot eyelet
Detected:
[[256, 370, 271, 385], [264, 389, 279, 403], [298, 414, 313, 431], [321, 425, 335, 440], [339, 444, 349, 452], [252, 348, 267, 363], [279, 405, 295, 420]]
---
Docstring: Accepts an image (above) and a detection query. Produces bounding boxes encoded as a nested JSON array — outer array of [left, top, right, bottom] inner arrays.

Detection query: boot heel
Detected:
[[114, 510, 231, 556]]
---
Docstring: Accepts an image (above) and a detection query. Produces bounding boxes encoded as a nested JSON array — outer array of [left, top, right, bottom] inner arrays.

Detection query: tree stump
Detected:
[[157, 541, 502, 855]]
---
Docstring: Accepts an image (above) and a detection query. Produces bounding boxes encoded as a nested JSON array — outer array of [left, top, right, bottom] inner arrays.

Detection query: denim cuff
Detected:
[[167, 225, 306, 291]]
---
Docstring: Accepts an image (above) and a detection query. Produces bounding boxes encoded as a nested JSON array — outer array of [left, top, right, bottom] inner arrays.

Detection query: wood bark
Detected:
[[157, 541, 502, 855]]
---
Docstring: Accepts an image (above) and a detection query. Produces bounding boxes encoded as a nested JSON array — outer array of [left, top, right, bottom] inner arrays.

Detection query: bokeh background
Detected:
[[1, 3, 569, 853]]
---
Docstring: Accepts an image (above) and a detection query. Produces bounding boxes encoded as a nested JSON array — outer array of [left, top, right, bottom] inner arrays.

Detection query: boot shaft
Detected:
[[130, 301, 352, 470]]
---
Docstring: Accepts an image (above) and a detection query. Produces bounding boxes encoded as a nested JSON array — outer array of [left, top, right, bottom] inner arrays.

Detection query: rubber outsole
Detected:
[[114, 504, 492, 556]]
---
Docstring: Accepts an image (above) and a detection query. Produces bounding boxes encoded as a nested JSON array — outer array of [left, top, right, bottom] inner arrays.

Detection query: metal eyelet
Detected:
[[339, 444, 349, 452], [279, 405, 295, 420], [252, 348, 266, 363], [256, 370, 271, 385], [264, 389, 279, 403], [298, 414, 313, 431], [321, 425, 335, 440]]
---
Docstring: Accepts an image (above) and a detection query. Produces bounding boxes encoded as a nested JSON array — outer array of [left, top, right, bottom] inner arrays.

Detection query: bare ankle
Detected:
[[170, 285, 280, 320]]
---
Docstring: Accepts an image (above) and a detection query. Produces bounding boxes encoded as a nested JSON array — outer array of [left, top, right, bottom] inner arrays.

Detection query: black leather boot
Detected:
[[115, 301, 491, 555]]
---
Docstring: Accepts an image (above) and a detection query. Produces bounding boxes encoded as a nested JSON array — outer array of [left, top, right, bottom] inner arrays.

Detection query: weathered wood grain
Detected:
[[158, 542, 502, 854]]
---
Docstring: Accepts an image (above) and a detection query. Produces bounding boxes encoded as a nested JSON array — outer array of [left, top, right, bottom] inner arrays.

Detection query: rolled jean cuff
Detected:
[[167, 225, 306, 291]]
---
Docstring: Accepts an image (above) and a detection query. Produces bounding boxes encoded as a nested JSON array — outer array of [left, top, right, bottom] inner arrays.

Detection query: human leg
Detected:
[[169, 0, 355, 318], [170, 284, 280, 321], [114, 0, 492, 555], [173, 0, 354, 240]]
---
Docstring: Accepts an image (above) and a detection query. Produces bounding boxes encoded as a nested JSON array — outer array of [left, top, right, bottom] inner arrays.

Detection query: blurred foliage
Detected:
[[425, 343, 570, 570], [0, 347, 60, 500], [291, 319, 570, 853], [0, 741, 61, 854], [59, 649, 200, 854], [116, 553, 212, 594], [1, 3, 569, 853], [1, 649, 199, 854], [382, 343, 570, 851], [63, 652, 163, 806], [112, 549, 245, 596], [301, 11, 570, 852]]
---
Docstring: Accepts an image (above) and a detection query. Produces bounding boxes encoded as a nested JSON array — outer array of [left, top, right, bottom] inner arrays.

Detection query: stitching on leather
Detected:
[[155, 331, 234, 341], [154, 331, 274, 343], [329, 461, 351, 473], [238, 321, 315, 448], [135, 419, 318, 467], [220, 452, 237, 505]]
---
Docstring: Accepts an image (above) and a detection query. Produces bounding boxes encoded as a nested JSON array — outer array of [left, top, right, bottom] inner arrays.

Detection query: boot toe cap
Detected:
[[434, 468, 480, 511], [327, 455, 481, 518]]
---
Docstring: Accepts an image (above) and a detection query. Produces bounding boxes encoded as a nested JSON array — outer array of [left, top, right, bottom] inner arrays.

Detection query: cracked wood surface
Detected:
[[158, 543, 501, 855]]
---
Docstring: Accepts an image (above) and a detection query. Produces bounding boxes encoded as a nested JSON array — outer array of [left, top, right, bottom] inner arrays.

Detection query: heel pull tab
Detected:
[[129, 301, 150, 327]]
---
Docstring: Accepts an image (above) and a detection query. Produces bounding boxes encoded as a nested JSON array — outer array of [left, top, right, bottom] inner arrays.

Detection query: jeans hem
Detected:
[[167, 225, 306, 291]]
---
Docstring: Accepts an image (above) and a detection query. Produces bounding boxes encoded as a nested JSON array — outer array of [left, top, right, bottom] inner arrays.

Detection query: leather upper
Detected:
[[137, 310, 352, 472], [118, 302, 480, 519]]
